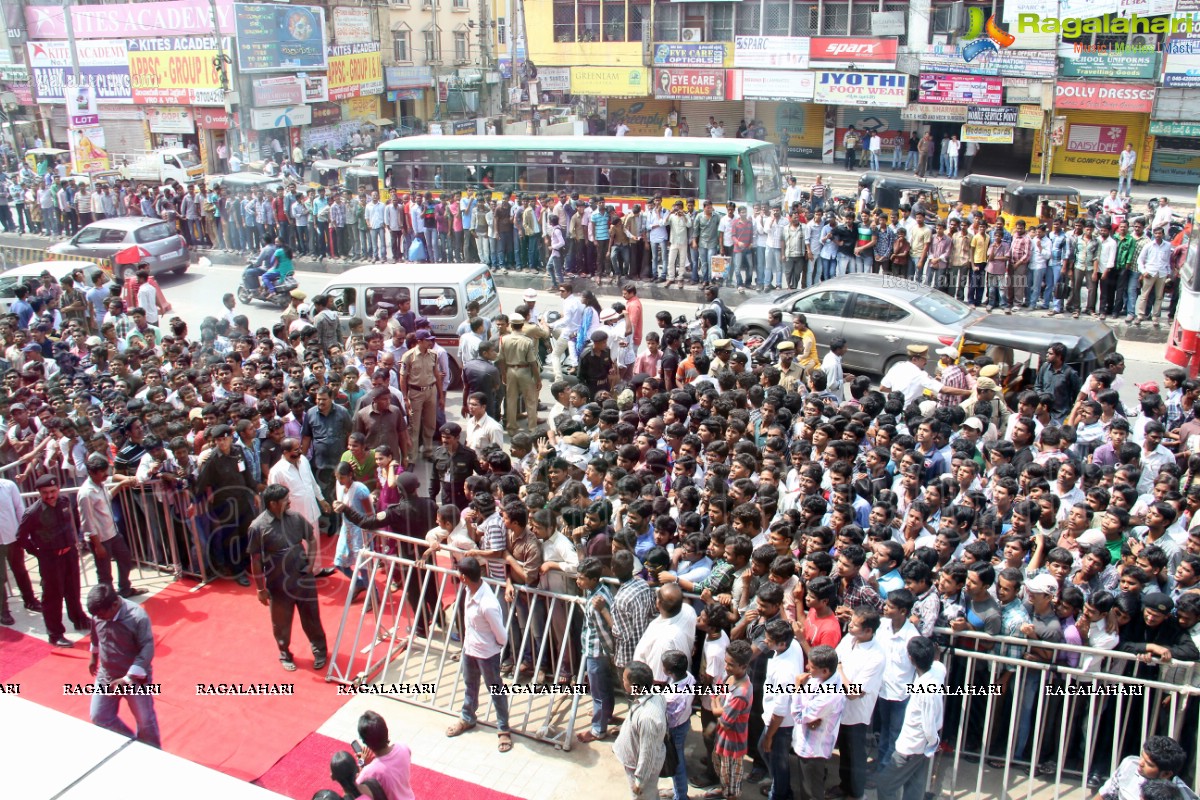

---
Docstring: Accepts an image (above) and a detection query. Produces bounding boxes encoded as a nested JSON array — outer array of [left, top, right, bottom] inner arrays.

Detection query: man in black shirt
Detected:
[[462, 340, 502, 421], [248, 484, 328, 672], [195, 424, 259, 586], [429, 422, 481, 508], [832, 213, 857, 278], [577, 330, 616, 397], [17, 474, 87, 646]]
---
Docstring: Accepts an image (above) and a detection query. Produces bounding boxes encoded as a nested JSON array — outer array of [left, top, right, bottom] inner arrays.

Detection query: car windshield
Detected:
[[178, 151, 201, 168], [912, 292, 973, 325], [134, 222, 176, 244]]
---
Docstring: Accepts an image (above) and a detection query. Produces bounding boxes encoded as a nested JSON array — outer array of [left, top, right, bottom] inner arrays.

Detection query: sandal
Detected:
[[576, 729, 608, 744], [498, 732, 513, 752], [446, 720, 476, 737]]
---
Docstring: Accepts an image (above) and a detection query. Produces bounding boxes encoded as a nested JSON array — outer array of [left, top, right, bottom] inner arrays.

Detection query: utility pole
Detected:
[[477, 0, 492, 118], [63, 0, 86, 171], [208, 0, 236, 167]]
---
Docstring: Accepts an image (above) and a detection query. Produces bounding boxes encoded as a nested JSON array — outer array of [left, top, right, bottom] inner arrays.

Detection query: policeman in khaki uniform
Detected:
[[776, 341, 806, 394], [399, 329, 445, 459], [500, 314, 541, 435]]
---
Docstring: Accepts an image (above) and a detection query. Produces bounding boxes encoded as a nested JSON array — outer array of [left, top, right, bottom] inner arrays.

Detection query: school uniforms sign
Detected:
[[812, 71, 908, 107]]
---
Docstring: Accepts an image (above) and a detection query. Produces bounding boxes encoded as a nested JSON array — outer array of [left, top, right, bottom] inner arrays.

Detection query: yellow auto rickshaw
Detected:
[[999, 183, 1083, 231], [871, 176, 946, 221], [958, 174, 1012, 224]]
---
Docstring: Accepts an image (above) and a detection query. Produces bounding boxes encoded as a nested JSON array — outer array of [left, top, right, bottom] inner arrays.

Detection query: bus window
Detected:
[[639, 168, 670, 195], [444, 162, 473, 190], [521, 164, 553, 193], [603, 167, 636, 195], [675, 168, 698, 194], [704, 159, 729, 204]]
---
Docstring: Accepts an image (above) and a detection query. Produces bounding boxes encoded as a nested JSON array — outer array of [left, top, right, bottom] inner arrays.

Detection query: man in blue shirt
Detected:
[[10, 285, 33, 329]]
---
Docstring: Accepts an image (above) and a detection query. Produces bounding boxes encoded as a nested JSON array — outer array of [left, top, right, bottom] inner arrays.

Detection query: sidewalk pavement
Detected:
[[781, 161, 1196, 210]]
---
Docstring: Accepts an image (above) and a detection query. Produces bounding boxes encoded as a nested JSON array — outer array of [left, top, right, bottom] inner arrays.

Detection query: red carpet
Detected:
[[6, 574, 357, 781], [0, 625, 53, 681], [255, 731, 525, 800]]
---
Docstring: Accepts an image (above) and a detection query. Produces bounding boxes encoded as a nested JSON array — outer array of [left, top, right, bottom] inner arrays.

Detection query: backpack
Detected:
[[713, 298, 736, 331]]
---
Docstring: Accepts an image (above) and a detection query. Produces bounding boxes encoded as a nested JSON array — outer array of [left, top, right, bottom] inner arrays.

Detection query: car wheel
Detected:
[[171, 265, 188, 276], [446, 358, 464, 392], [747, 325, 769, 339]]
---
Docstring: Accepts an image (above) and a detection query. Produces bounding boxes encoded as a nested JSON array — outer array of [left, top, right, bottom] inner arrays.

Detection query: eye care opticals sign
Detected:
[[653, 68, 727, 100], [813, 71, 908, 107]]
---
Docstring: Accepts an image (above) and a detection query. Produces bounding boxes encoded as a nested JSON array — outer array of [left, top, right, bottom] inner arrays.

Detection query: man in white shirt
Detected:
[[1117, 144, 1137, 196], [875, 637, 945, 800], [821, 337, 848, 396], [834, 608, 887, 800], [869, 131, 882, 172], [945, 136, 960, 179], [551, 282, 584, 378], [1151, 197, 1174, 233], [267, 438, 329, 540], [785, 176, 805, 210], [875, 590, 920, 770], [880, 344, 945, 406], [1135, 226, 1173, 327], [631, 583, 696, 681], [761, 618, 805, 800], [463, 392, 505, 452], [78, 454, 143, 599], [615, 121, 630, 137], [447, 556, 512, 751]]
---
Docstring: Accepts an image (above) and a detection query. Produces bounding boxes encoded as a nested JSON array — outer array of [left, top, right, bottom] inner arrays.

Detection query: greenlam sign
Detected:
[[1058, 48, 1160, 80]]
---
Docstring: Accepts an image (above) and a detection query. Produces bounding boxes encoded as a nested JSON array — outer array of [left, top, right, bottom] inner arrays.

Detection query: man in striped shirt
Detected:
[[606, 549, 656, 672]]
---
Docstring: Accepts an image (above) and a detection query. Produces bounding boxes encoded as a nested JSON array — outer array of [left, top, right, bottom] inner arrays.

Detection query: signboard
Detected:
[[728, 69, 815, 101], [24, 0, 236, 39], [65, 84, 99, 127], [196, 108, 232, 129], [26, 40, 132, 104], [303, 76, 328, 104], [1058, 46, 1159, 80], [234, 2, 327, 72], [1051, 117, 1066, 147], [310, 102, 342, 127], [1018, 104, 1043, 129], [332, 7, 372, 44], [386, 66, 434, 89], [962, 124, 1014, 144], [653, 68, 726, 100], [538, 66, 570, 91], [1164, 35, 1200, 88], [249, 104, 311, 130], [1066, 123, 1127, 154], [871, 12, 906, 36], [809, 37, 898, 69], [915, 45, 1057, 78], [327, 41, 383, 101], [901, 103, 968, 122], [652, 43, 730, 68], [145, 107, 195, 134], [1007, 85, 1046, 104], [733, 36, 810, 69], [1149, 149, 1200, 183], [346, 95, 378, 119], [69, 126, 109, 174], [1150, 120, 1200, 137], [126, 37, 225, 105], [1055, 81, 1155, 113], [253, 76, 303, 106], [967, 105, 1018, 126], [813, 71, 908, 107], [918, 73, 1003, 106], [569, 66, 648, 96]]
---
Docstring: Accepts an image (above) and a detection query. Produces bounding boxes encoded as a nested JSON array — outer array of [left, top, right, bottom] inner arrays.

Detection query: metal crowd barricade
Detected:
[[3, 479, 210, 604], [933, 627, 1200, 799], [326, 530, 587, 751]]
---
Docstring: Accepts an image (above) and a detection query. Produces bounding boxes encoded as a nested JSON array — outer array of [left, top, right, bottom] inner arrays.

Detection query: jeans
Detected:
[[755, 245, 767, 287], [650, 240, 668, 278], [969, 266, 986, 306], [766, 248, 783, 287], [940, 152, 950, 175], [476, 231, 492, 266], [876, 697, 909, 771], [870, 151, 880, 171], [820, 256, 837, 282], [853, 253, 872, 274], [1117, 170, 1132, 196], [369, 227, 386, 259], [733, 251, 752, 288], [1028, 266, 1046, 307], [758, 727, 794, 800], [92, 533, 134, 593], [835, 252, 851, 277], [610, 243, 629, 278], [987, 272, 1005, 308], [547, 250, 564, 287], [585, 655, 614, 735], [669, 720, 689, 800], [837, 723, 869, 799], [1123, 270, 1140, 317], [1044, 262, 1063, 310], [876, 752, 931, 800], [90, 680, 162, 748], [461, 651, 510, 732], [697, 245, 716, 283], [892, 149, 905, 169], [906, 151, 918, 171], [948, 155, 959, 178]]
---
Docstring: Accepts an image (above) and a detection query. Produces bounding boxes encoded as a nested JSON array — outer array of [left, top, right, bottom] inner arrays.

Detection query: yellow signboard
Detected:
[[962, 124, 1014, 144], [569, 66, 649, 97], [346, 95, 378, 120], [1017, 104, 1042, 129], [327, 42, 384, 101], [128, 48, 220, 104], [70, 126, 110, 174]]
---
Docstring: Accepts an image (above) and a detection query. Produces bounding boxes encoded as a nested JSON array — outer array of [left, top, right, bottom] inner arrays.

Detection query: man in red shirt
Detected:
[[798, 575, 842, 655], [621, 283, 643, 351]]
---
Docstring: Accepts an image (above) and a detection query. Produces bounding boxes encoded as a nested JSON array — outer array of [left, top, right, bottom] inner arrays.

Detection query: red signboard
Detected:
[[196, 108, 231, 129], [1054, 81, 1155, 113], [652, 68, 727, 100], [918, 73, 1003, 106], [809, 37, 898, 68]]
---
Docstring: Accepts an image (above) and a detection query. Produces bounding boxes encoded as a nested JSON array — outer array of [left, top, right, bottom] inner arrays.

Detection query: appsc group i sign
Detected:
[[813, 71, 908, 107]]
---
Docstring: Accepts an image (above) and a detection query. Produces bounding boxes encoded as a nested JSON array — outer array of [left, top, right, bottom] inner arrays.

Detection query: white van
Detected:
[[318, 263, 501, 387]]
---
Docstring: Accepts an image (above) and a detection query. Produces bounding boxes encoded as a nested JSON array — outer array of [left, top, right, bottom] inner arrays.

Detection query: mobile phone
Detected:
[[351, 740, 363, 757]]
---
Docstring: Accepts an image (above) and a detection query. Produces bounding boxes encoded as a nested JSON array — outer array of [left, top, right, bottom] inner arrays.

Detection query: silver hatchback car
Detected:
[[49, 216, 189, 278], [735, 274, 988, 376]]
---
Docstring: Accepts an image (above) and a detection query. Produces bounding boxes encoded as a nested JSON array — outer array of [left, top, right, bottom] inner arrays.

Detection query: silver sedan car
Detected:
[[49, 216, 189, 278], [736, 274, 988, 376]]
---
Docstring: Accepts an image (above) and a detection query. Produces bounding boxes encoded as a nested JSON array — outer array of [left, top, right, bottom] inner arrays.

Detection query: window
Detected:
[[704, 159, 729, 204], [553, 0, 575, 41], [365, 286, 408, 318], [464, 271, 497, 306], [418, 287, 459, 317], [709, 4, 733, 41], [736, 0, 761, 35], [578, 0, 600, 40], [748, 148, 783, 205], [912, 293, 972, 325], [849, 0, 873, 35], [604, 0, 626, 41], [453, 0, 468, 8], [821, 1, 849, 34], [850, 294, 907, 323], [134, 222, 175, 243], [75, 227, 106, 245], [100, 228, 129, 244], [392, 29, 411, 62], [629, 0, 649, 41], [653, 2, 679, 41], [764, 1, 789, 35], [792, 2, 818, 35], [793, 290, 851, 316], [454, 30, 470, 61], [327, 286, 359, 317], [424, 28, 441, 62]]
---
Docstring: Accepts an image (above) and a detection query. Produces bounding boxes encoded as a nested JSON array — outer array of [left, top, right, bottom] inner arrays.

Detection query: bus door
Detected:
[[703, 158, 732, 206]]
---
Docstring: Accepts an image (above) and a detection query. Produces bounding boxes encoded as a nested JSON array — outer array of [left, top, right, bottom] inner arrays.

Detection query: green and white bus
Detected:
[[376, 134, 783, 211]]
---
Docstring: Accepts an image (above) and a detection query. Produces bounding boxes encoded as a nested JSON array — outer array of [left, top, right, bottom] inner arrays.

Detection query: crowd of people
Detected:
[[3, 239, 1200, 800]]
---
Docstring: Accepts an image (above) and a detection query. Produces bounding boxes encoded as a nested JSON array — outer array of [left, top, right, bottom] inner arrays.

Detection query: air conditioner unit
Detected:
[[681, 28, 702, 42]]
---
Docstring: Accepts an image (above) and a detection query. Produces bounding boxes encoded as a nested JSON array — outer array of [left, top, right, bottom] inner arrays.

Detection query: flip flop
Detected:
[[446, 720, 476, 737], [576, 730, 608, 744], [498, 732, 513, 752]]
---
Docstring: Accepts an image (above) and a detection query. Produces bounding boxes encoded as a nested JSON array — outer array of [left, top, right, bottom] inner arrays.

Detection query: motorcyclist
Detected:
[[244, 238, 279, 295], [261, 243, 294, 294]]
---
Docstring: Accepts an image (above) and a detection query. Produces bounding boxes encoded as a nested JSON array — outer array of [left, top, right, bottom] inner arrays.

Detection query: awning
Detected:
[[369, 117, 393, 126]]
